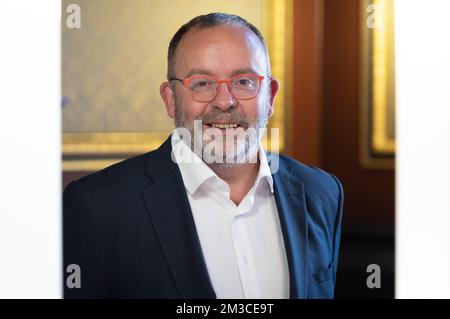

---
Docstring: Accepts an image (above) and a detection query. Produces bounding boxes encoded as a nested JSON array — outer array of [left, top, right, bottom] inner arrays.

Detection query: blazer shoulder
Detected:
[[68, 150, 156, 196], [277, 153, 343, 200]]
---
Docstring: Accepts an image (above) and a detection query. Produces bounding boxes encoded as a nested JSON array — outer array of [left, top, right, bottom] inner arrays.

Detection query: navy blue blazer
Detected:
[[63, 136, 343, 299]]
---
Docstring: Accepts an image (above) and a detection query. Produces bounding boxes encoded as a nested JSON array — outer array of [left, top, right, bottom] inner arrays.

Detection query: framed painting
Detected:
[[360, 0, 395, 169], [62, 0, 293, 171]]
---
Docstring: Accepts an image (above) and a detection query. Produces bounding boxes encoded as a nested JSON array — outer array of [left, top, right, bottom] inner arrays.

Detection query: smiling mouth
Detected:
[[206, 123, 240, 129]]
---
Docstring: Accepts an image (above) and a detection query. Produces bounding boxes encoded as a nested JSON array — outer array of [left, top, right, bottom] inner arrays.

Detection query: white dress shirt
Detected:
[[171, 131, 289, 299]]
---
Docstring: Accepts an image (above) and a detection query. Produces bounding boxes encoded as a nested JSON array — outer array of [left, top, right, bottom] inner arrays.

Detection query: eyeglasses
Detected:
[[169, 73, 268, 102]]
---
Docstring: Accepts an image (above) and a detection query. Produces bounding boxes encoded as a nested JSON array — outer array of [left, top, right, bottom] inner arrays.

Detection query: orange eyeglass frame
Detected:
[[169, 73, 268, 102]]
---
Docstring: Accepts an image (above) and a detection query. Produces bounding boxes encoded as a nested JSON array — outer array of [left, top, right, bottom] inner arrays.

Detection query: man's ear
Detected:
[[267, 77, 280, 117], [160, 81, 176, 118]]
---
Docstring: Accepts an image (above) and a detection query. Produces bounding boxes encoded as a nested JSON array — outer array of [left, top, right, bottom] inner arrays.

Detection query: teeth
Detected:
[[210, 123, 238, 129]]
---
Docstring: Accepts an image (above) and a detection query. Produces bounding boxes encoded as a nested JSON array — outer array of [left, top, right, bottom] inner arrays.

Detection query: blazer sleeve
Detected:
[[63, 180, 108, 298], [330, 173, 344, 287]]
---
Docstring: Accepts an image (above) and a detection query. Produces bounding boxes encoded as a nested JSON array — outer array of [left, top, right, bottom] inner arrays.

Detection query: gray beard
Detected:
[[173, 98, 269, 166]]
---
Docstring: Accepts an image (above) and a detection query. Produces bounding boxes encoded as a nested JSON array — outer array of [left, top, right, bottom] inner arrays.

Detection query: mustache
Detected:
[[199, 110, 250, 129]]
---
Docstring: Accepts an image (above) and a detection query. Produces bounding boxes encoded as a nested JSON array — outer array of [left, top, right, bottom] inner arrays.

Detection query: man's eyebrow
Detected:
[[185, 69, 215, 78], [229, 68, 260, 76], [184, 68, 262, 78]]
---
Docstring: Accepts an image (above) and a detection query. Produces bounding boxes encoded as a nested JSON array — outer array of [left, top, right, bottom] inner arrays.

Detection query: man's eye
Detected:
[[234, 78, 255, 87], [192, 80, 214, 89]]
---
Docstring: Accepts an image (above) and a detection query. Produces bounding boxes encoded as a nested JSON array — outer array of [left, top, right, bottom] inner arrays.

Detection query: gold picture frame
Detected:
[[62, 0, 293, 171], [359, 0, 395, 169]]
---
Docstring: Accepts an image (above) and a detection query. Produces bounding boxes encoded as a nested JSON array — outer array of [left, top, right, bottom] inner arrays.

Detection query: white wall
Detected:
[[0, 1, 61, 298], [396, 0, 450, 299]]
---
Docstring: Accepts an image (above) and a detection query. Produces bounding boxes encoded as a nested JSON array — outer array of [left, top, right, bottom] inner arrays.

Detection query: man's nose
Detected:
[[211, 82, 236, 110]]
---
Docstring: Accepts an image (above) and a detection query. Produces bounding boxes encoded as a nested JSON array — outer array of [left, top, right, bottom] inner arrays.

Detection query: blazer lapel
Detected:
[[142, 138, 216, 298], [272, 159, 309, 299]]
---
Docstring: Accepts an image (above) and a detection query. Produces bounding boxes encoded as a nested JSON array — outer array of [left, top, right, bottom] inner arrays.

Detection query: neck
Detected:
[[207, 152, 260, 206]]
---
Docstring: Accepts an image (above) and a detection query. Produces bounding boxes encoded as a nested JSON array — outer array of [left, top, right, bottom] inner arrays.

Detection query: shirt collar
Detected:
[[171, 130, 274, 195], [171, 131, 216, 195], [256, 145, 274, 194]]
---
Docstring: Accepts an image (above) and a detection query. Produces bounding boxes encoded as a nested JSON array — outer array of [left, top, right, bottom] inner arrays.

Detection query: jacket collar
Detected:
[[272, 159, 308, 298], [143, 137, 216, 298]]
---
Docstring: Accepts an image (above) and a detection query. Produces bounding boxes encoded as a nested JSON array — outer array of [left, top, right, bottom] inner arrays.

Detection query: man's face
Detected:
[[161, 24, 279, 164]]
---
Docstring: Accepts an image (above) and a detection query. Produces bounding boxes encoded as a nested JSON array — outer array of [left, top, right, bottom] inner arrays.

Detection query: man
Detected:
[[64, 13, 343, 299]]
